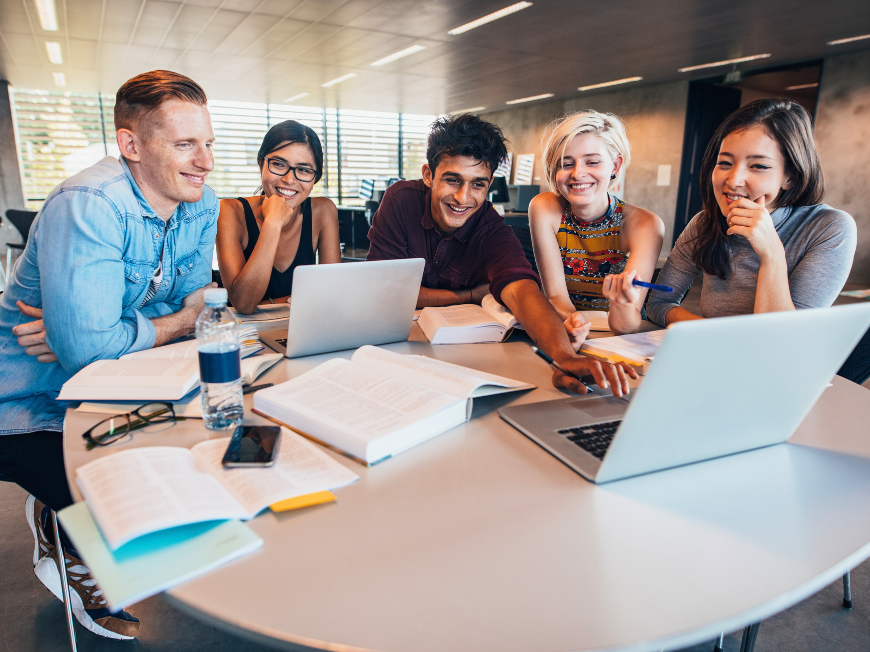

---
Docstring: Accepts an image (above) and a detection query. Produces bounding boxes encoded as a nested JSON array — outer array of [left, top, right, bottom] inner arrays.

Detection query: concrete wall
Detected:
[[815, 49, 870, 285], [481, 80, 689, 256]]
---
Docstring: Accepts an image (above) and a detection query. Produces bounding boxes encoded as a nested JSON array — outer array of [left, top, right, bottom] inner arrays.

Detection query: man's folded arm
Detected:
[[37, 191, 156, 374]]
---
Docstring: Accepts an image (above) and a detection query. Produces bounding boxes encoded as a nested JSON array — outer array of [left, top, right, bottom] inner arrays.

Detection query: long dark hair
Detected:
[[257, 120, 324, 184], [690, 99, 826, 279]]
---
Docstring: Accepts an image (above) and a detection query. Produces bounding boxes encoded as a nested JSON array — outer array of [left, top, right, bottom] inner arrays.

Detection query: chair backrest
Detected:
[[5, 210, 38, 244], [837, 324, 870, 385]]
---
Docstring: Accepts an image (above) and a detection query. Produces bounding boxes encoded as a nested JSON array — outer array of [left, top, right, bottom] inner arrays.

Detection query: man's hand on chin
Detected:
[[12, 301, 57, 363]]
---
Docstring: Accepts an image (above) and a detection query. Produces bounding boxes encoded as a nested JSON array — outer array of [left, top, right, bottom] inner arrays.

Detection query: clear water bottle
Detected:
[[196, 288, 243, 430]]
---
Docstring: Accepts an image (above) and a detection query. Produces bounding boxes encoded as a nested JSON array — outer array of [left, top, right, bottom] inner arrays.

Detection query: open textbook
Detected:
[[253, 345, 535, 465], [58, 359, 201, 401], [58, 331, 278, 401], [231, 303, 291, 323], [75, 428, 359, 550], [120, 326, 262, 360], [74, 353, 282, 417], [418, 294, 524, 344], [580, 329, 666, 374]]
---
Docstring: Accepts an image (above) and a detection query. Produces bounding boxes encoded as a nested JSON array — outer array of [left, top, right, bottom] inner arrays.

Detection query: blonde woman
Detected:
[[529, 111, 664, 341]]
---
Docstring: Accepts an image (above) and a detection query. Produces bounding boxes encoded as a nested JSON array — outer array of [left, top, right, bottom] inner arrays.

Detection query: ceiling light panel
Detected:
[[448, 2, 533, 36], [578, 76, 642, 91], [34, 0, 58, 31], [453, 107, 487, 113], [284, 92, 311, 103], [828, 33, 870, 45], [45, 42, 62, 64], [53, 72, 65, 86], [371, 44, 426, 67], [321, 73, 358, 88], [678, 54, 771, 73], [505, 93, 554, 104]]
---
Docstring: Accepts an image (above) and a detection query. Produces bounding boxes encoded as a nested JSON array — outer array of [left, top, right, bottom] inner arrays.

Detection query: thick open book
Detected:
[[58, 359, 201, 401], [58, 330, 274, 402], [418, 294, 524, 344], [120, 326, 262, 360], [580, 329, 666, 374], [75, 428, 359, 550], [580, 311, 611, 332], [253, 345, 535, 465]]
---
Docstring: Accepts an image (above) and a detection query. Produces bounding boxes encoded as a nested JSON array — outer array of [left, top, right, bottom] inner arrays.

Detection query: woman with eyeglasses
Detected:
[[216, 120, 340, 313]]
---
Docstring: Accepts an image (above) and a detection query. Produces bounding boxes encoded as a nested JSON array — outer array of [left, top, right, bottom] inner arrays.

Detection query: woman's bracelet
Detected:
[[268, 297, 274, 304]]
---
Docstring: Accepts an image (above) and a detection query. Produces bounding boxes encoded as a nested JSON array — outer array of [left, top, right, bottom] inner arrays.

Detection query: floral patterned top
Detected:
[[557, 194, 627, 311]]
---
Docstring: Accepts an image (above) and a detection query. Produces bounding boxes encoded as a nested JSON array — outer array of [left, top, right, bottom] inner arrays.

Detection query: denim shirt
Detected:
[[0, 156, 218, 435]]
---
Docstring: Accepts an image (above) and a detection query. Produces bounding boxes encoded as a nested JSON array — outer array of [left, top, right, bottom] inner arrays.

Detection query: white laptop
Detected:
[[499, 303, 870, 484], [260, 258, 424, 358]]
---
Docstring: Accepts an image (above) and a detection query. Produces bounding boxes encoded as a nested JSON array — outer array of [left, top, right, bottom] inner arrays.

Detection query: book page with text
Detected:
[[351, 346, 533, 398], [582, 329, 666, 363], [191, 430, 358, 515], [232, 303, 291, 322], [428, 304, 499, 327], [76, 447, 248, 550], [481, 294, 520, 329], [255, 358, 459, 443]]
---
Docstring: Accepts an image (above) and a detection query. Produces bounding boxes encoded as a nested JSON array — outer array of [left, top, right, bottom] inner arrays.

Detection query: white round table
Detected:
[[64, 331, 870, 652]]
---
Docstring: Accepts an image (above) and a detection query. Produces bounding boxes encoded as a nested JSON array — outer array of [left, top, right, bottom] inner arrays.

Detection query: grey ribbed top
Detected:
[[646, 204, 857, 327]]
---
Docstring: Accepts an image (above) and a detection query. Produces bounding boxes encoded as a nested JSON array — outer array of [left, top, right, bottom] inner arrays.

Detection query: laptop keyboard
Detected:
[[557, 420, 622, 460]]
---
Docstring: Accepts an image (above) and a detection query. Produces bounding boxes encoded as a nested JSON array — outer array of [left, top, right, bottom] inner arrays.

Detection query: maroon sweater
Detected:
[[366, 180, 539, 304]]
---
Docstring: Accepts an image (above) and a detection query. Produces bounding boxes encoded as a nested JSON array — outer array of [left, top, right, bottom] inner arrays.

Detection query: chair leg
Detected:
[[843, 572, 853, 609], [713, 632, 724, 651], [739, 622, 760, 652], [51, 510, 78, 652]]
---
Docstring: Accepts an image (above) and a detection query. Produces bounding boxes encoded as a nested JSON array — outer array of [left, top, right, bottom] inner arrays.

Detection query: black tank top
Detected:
[[239, 196, 316, 300]]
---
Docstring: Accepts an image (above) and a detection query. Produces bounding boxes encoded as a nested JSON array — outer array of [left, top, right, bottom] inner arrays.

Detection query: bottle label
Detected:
[[198, 347, 241, 384]]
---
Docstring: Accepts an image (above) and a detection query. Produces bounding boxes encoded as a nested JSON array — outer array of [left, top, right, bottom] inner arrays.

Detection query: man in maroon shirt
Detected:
[[367, 114, 635, 395]]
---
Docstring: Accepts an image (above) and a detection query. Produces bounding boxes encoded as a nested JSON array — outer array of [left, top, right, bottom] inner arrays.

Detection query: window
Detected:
[[12, 88, 436, 209]]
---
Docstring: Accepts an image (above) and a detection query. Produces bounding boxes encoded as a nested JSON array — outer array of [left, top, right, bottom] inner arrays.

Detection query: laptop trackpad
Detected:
[[567, 396, 627, 421]]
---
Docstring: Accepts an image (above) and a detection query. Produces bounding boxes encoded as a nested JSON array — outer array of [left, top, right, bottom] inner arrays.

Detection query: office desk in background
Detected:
[[62, 326, 870, 652]]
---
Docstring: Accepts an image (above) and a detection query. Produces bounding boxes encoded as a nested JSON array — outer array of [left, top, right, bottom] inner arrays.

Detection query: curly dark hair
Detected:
[[691, 98, 825, 279], [426, 113, 508, 177]]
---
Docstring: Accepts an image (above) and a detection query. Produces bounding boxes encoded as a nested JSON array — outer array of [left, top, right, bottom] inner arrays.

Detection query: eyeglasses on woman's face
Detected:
[[263, 157, 317, 183]]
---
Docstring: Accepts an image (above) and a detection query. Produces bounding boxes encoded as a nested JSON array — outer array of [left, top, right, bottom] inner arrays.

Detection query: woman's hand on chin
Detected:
[[725, 197, 784, 262], [261, 193, 296, 228]]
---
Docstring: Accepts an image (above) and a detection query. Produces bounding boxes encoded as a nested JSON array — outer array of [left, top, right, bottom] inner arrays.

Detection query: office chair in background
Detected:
[[2, 209, 37, 287]]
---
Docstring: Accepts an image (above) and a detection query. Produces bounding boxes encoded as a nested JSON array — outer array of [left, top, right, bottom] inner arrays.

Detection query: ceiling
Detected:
[[0, 0, 869, 115]]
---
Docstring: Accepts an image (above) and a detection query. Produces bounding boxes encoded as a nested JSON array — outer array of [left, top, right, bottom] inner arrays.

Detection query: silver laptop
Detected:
[[260, 258, 424, 358], [499, 303, 870, 484]]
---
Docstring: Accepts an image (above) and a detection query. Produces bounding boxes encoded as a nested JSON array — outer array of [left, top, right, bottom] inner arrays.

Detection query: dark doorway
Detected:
[[672, 82, 741, 245], [672, 62, 822, 245]]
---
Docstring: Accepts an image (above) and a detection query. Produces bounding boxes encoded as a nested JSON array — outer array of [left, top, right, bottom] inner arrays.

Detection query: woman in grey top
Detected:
[[646, 99, 856, 326]]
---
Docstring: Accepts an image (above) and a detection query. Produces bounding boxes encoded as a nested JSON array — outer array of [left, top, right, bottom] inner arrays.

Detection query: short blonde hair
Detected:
[[541, 111, 631, 195]]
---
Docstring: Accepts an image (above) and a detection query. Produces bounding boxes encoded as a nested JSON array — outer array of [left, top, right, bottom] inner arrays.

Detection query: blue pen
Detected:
[[632, 279, 673, 293], [531, 346, 594, 394]]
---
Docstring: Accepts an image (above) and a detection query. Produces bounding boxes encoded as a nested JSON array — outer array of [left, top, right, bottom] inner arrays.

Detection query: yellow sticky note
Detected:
[[270, 491, 336, 513]]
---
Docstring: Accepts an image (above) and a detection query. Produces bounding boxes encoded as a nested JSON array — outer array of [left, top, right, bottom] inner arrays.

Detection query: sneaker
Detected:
[[25, 494, 54, 567], [25, 496, 140, 640]]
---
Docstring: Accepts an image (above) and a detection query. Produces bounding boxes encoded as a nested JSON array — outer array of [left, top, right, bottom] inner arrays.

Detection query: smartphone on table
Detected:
[[221, 425, 281, 467]]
